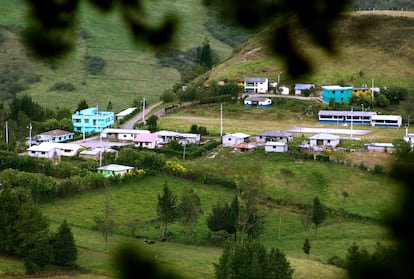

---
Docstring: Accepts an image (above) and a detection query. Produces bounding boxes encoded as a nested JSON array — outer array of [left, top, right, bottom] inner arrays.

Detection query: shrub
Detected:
[[83, 55, 105, 75], [163, 160, 186, 176], [374, 164, 383, 174], [49, 82, 75, 92]]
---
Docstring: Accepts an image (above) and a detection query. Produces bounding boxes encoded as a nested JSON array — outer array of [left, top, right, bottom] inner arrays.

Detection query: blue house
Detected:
[[321, 85, 353, 103], [72, 107, 114, 134]]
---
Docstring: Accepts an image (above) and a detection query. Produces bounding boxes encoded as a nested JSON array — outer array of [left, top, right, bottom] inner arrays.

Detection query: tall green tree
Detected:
[[25, 231, 54, 272], [303, 238, 311, 259], [157, 182, 178, 240], [93, 189, 116, 250], [207, 201, 237, 238], [311, 196, 326, 238], [214, 241, 293, 279], [178, 188, 203, 239], [76, 99, 89, 112], [51, 219, 77, 266], [196, 37, 213, 69], [147, 115, 158, 132]]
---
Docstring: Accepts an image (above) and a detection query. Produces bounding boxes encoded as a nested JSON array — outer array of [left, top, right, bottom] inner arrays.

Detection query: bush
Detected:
[[374, 164, 383, 174], [49, 82, 75, 92], [327, 255, 345, 267], [83, 55, 105, 75]]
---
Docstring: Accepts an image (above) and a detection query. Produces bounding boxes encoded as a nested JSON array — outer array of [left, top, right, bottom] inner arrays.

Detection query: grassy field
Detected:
[[18, 149, 398, 279], [0, 0, 233, 113]]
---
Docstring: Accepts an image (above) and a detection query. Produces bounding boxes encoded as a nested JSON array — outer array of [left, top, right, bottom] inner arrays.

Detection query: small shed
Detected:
[[265, 142, 288, 153], [365, 143, 395, 153], [222, 133, 250, 147], [233, 142, 256, 152], [97, 164, 135, 177], [309, 133, 340, 149], [244, 96, 272, 107], [256, 130, 293, 144]]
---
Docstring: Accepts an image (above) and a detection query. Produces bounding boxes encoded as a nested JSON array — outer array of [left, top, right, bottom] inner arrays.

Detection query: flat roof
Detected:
[[318, 110, 377, 117], [97, 164, 134, 171], [116, 107, 137, 117]]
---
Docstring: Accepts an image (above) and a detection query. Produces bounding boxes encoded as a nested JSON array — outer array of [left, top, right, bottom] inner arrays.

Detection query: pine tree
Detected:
[[178, 188, 202, 239], [303, 238, 311, 259], [311, 196, 326, 238], [157, 182, 178, 240], [51, 220, 77, 266]]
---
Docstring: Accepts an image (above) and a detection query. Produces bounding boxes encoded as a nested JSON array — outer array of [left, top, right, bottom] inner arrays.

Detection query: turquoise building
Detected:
[[321, 85, 353, 103], [72, 107, 114, 134]]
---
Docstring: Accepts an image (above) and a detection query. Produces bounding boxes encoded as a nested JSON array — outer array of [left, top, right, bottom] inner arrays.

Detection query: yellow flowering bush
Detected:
[[163, 160, 186, 176]]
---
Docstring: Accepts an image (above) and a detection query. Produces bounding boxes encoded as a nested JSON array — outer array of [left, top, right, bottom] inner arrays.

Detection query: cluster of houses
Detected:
[[242, 76, 383, 107]]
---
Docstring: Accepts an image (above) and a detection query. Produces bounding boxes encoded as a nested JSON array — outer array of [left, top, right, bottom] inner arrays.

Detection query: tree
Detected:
[[94, 189, 115, 250], [207, 200, 237, 239], [25, 231, 54, 272], [107, 101, 113, 111], [300, 202, 313, 232], [393, 139, 412, 159], [178, 188, 203, 240], [76, 99, 89, 112], [214, 241, 293, 279], [146, 115, 158, 132], [311, 196, 326, 238], [278, 168, 294, 240], [157, 182, 178, 240], [51, 219, 77, 266], [196, 37, 213, 68], [303, 238, 311, 259]]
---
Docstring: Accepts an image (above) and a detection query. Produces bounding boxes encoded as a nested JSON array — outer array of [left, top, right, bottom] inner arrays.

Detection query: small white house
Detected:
[[294, 84, 315, 95], [309, 133, 340, 149], [370, 115, 402, 128], [134, 133, 159, 149], [178, 133, 201, 144], [279, 86, 290, 95], [244, 77, 268, 93], [265, 142, 288, 153], [256, 130, 293, 144], [97, 164, 135, 177], [156, 130, 180, 144], [244, 96, 272, 107], [222, 133, 250, 147], [115, 107, 137, 121], [101, 128, 150, 141], [32, 129, 75, 144], [27, 142, 82, 158]]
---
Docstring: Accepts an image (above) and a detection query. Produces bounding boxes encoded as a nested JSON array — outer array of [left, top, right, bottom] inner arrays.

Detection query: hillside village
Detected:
[[21, 74, 413, 175], [2, 1, 414, 279]]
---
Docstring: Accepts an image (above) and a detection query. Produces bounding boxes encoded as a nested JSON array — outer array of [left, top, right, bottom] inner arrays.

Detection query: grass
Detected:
[[0, 0, 233, 113], [25, 148, 400, 278]]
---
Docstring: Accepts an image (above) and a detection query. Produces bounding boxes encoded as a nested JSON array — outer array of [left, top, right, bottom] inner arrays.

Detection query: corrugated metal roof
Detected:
[[244, 77, 268, 83], [318, 110, 377, 117], [309, 133, 340, 140]]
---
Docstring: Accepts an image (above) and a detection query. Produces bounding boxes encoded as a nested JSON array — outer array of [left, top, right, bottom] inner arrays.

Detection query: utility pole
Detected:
[[220, 103, 223, 142], [29, 123, 32, 147], [142, 97, 146, 125]]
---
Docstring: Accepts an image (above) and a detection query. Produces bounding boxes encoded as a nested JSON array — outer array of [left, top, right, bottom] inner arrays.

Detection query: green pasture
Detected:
[[29, 150, 400, 278], [0, 0, 233, 113]]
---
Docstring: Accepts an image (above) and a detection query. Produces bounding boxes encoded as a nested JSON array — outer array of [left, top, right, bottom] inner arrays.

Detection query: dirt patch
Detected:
[[332, 151, 394, 173]]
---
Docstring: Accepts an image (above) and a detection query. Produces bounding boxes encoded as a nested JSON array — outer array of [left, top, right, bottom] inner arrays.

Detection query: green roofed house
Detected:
[[97, 164, 134, 177]]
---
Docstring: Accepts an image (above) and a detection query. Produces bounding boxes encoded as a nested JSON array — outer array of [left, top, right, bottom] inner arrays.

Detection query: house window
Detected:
[[84, 119, 89, 123], [341, 90, 344, 93], [332, 91, 336, 94]]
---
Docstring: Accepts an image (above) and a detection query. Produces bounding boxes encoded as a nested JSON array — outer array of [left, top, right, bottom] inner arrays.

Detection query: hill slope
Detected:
[[201, 11, 414, 89], [0, 0, 234, 112]]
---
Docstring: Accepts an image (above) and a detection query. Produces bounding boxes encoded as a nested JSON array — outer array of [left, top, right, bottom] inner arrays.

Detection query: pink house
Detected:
[[134, 133, 159, 149]]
